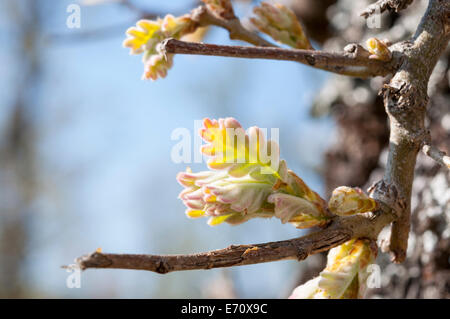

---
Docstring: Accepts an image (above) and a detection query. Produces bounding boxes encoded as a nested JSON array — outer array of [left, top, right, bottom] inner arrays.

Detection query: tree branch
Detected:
[[422, 143, 450, 169], [190, 5, 274, 47], [74, 210, 395, 274], [375, 0, 450, 263], [361, 0, 414, 18], [161, 39, 395, 78]]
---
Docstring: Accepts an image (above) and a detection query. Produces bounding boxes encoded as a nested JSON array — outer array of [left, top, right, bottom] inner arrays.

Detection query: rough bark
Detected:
[[310, 0, 449, 297]]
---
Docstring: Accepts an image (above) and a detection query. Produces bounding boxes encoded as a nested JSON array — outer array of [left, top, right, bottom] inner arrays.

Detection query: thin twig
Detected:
[[74, 211, 394, 273], [361, 0, 414, 18], [422, 144, 450, 169], [161, 39, 394, 78], [190, 5, 274, 47]]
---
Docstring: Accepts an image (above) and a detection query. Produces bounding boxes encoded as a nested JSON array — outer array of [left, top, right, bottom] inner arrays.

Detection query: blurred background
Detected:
[[0, 0, 448, 298]]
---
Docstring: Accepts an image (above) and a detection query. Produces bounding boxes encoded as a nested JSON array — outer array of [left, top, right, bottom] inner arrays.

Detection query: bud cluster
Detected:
[[290, 239, 377, 299], [176, 118, 382, 299], [177, 118, 331, 227], [250, 2, 312, 49], [123, 14, 198, 80]]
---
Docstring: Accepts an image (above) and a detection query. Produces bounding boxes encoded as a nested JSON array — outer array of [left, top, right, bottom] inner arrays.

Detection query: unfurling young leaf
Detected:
[[328, 186, 378, 216], [289, 239, 377, 299], [250, 2, 312, 49], [176, 118, 331, 227], [123, 14, 198, 80], [267, 193, 329, 228], [177, 167, 274, 226]]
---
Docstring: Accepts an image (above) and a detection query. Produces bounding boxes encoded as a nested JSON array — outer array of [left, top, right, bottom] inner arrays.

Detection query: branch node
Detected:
[[156, 260, 170, 274], [369, 180, 404, 218]]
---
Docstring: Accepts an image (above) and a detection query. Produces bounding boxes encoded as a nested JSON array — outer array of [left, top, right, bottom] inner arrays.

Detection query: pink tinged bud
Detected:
[[207, 177, 273, 215], [318, 239, 377, 299], [177, 117, 328, 229], [142, 53, 174, 81], [176, 171, 197, 187], [290, 239, 377, 299], [178, 187, 198, 201], [251, 2, 311, 49], [267, 193, 329, 228], [328, 186, 378, 216], [176, 169, 223, 187], [223, 117, 242, 129], [230, 183, 272, 214], [275, 166, 329, 216], [205, 203, 230, 216], [366, 38, 392, 61], [124, 14, 198, 80], [184, 199, 205, 210], [181, 188, 204, 201], [177, 166, 275, 226], [180, 188, 205, 209]]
